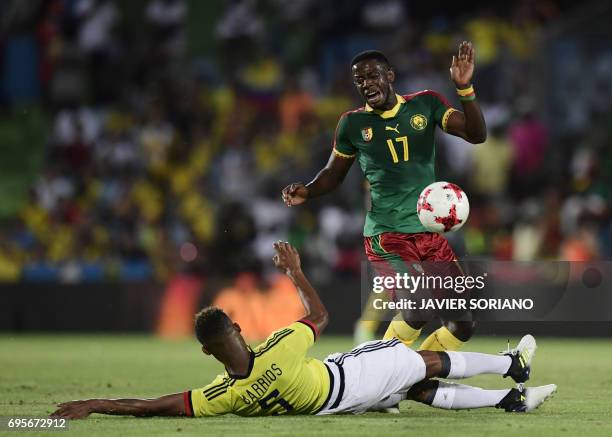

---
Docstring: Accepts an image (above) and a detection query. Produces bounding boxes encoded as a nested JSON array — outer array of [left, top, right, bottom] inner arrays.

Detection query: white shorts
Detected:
[[316, 338, 426, 415]]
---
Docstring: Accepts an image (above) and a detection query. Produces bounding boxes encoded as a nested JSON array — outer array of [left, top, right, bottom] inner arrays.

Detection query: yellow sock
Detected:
[[419, 326, 464, 351], [358, 319, 380, 332], [383, 314, 422, 347], [359, 292, 385, 332], [354, 292, 388, 344], [354, 319, 380, 344]]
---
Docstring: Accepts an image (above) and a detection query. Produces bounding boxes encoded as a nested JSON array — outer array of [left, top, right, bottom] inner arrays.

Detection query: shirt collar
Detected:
[[225, 348, 255, 380], [364, 94, 405, 119]]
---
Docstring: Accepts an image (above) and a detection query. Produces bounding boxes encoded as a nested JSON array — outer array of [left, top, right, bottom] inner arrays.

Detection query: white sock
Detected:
[[446, 351, 512, 379], [431, 381, 509, 409]]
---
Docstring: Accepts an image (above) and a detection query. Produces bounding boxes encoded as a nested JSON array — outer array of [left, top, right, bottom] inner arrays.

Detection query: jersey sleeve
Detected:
[[283, 320, 318, 357], [186, 375, 235, 417], [428, 91, 458, 132], [332, 113, 357, 158]]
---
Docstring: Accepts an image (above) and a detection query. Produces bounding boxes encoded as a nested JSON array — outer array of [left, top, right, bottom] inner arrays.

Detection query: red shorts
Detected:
[[364, 232, 456, 264], [364, 232, 461, 304]]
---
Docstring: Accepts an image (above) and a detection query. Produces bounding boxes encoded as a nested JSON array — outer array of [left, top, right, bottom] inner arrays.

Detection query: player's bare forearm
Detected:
[[290, 269, 329, 334], [273, 241, 329, 334], [305, 168, 342, 198], [447, 41, 487, 144], [92, 396, 185, 417], [447, 99, 487, 144], [282, 146, 354, 206], [306, 153, 354, 197], [51, 393, 186, 419], [92, 399, 163, 417]]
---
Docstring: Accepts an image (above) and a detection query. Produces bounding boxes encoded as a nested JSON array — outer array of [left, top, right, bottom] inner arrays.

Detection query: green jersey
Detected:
[[333, 91, 457, 237]]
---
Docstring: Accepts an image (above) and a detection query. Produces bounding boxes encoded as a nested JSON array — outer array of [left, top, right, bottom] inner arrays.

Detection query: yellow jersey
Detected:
[[185, 320, 331, 416]]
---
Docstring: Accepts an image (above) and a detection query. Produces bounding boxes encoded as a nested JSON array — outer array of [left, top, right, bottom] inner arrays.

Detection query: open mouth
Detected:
[[365, 89, 383, 105]]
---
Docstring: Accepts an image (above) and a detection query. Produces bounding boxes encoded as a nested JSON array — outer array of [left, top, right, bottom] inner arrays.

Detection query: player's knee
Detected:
[[444, 320, 476, 342], [399, 310, 427, 330], [407, 380, 439, 405]]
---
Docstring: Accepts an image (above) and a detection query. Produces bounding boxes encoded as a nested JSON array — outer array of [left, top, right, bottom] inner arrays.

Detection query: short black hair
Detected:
[[350, 50, 391, 69], [194, 306, 233, 345]]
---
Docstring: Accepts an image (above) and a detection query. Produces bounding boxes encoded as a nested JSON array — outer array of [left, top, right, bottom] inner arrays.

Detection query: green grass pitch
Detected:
[[1, 335, 611, 436]]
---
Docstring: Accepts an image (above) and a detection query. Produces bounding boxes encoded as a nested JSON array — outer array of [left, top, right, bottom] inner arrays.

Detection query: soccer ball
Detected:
[[417, 181, 469, 233]]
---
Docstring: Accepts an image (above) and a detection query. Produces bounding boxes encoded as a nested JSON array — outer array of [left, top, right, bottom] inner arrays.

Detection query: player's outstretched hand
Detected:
[[281, 183, 308, 207], [273, 241, 301, 275], [450, 41, 475, 88], [51, 400, 95, 419]]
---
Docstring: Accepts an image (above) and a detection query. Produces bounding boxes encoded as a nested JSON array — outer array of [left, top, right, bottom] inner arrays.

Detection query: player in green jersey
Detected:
[[282, 42, 487, 353]]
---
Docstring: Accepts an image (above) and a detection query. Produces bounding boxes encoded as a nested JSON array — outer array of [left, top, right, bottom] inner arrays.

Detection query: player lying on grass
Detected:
[[51, 242, 556, 419]]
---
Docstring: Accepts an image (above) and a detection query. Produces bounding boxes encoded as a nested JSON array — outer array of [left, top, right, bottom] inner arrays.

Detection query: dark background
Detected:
[[1, 0, 611, 336]]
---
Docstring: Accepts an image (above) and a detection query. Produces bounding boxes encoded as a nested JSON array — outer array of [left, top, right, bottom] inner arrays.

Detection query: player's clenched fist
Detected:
[[272, 241, 301, 275], [281, 183, 308, 207]]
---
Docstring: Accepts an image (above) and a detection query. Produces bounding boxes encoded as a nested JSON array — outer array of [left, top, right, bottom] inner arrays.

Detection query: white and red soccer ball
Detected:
[[417, 182, 470, 233]]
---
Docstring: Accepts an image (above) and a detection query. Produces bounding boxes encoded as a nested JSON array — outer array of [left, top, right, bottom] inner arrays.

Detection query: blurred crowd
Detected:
[[0, 0, 611, 284]]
